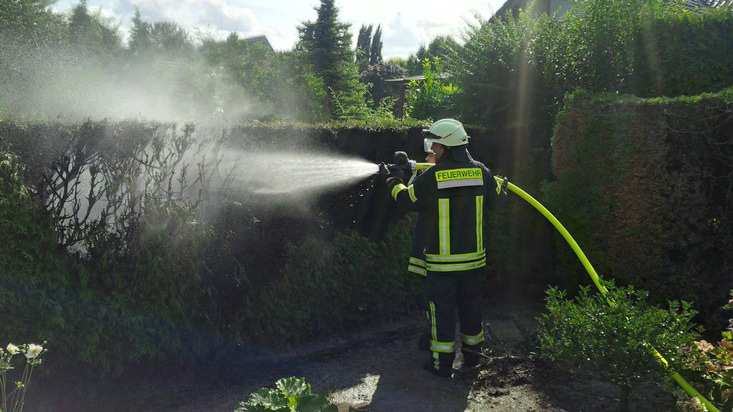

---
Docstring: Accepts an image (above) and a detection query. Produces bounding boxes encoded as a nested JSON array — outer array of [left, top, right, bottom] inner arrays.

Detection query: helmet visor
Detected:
[[423, 138, 434, 154]]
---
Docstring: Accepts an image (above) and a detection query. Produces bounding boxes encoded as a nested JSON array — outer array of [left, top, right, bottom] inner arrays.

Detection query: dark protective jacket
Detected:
[[408, 213, 429, 276], [388, 148, 497, 274]]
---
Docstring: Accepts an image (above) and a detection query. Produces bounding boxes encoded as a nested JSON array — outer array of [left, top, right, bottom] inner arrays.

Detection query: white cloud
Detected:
[[192, 0, 258, 32], [52, 0, 505, 59]]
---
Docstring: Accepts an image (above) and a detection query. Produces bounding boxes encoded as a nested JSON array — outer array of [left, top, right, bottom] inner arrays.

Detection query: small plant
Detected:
[[537, 281, 702, 411], [1, 341, 47, 412], [235, 376, 360, 412], [685, 290, 733, 411]]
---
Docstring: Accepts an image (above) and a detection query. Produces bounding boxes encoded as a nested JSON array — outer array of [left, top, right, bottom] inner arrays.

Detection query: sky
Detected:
[[51, 0, 507, 60]]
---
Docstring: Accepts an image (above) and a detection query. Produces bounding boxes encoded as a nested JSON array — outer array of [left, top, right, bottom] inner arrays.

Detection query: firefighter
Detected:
[[383, 118, 497, 377]]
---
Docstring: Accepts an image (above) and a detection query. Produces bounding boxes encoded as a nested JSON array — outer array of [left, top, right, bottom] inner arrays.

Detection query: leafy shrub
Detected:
[[537, 281, 703, 410], [235, 376, 358, 412], [540, 0, 676, 97], [630, 7, 733, 98], [406, 57, 460, 121], [452, 7, 552, 129]]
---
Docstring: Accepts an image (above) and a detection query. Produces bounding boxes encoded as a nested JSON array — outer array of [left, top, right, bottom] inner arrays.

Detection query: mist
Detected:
[[1, 37, 263, 125], [2, 35, 382, 229]]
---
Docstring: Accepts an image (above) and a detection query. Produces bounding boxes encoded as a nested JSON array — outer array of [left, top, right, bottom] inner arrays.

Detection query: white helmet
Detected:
[[423, 118, 469, 147]]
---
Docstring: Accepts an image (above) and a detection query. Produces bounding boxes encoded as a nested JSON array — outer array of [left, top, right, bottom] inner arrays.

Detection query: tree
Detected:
[[150, 21, 194, 56], [68, 0, 123, 62], [370, 25, 383, 65], [355, 24, 373, 72], [295, 0, 366, 118], [128, 8, 153, 56], [0, 0, 66, 46], [128, 9, 193, 59], [355, 24, 383, 72], [406, 35, 458, 75]]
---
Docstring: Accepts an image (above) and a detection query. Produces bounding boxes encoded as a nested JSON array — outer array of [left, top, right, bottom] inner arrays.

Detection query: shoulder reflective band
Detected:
[[435, 168, 483, 189]]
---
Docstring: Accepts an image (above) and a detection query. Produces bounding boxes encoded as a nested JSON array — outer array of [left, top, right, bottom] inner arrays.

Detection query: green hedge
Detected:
[[545, 87, 733, 331]]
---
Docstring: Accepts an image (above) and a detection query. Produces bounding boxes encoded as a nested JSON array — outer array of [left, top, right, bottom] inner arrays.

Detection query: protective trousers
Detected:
[[424, 269, 485, 374]]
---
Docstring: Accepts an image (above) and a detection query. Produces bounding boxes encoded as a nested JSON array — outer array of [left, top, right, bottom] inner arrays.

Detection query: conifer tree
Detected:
[[295, 0, 366, 118], [129, 8, 153, 55], [370, 25, 383, 65], [356, 24, 373, 72]]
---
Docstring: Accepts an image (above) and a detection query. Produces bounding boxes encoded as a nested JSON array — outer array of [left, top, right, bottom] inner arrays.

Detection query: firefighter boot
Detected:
[[424, 351, 454, 378], [461, 342, 484, 368]]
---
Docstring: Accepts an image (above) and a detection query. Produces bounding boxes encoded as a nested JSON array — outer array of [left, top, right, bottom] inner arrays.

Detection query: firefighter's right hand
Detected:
[[377, 162, 390, 182]]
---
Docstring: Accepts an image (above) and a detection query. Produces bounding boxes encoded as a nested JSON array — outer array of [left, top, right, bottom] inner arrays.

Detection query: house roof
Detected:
[[384, 73, 451, 86], [384, 75, 428, 84], [692, 0, 733, 8], [243, 35, 273, 52], [685, 0, 709, 9], [494, 0, 527, 18]]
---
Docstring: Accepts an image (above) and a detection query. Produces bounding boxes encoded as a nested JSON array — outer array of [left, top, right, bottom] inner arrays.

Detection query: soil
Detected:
[[28, 293, 679, 412]]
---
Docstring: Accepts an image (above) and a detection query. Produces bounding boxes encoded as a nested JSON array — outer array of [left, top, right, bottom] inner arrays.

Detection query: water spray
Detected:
[[217, 151, 378, 197], [380, 152, 718, 411]]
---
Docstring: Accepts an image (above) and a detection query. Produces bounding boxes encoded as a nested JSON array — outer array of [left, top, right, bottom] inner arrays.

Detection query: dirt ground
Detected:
[[28, 293, 680, 412]]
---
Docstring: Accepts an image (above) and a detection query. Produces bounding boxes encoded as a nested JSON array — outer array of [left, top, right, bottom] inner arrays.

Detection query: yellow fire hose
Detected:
[[492, 175, 719, 412]]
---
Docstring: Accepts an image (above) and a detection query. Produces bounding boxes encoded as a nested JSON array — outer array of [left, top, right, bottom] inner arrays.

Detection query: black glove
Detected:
[[393, 151, 409, 166], [390, 151, 412, 183], [377, 162, 390, 183]]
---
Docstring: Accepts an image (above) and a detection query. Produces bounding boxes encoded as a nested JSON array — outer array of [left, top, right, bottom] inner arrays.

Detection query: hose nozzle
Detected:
[[376, 151, 435, 184]]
